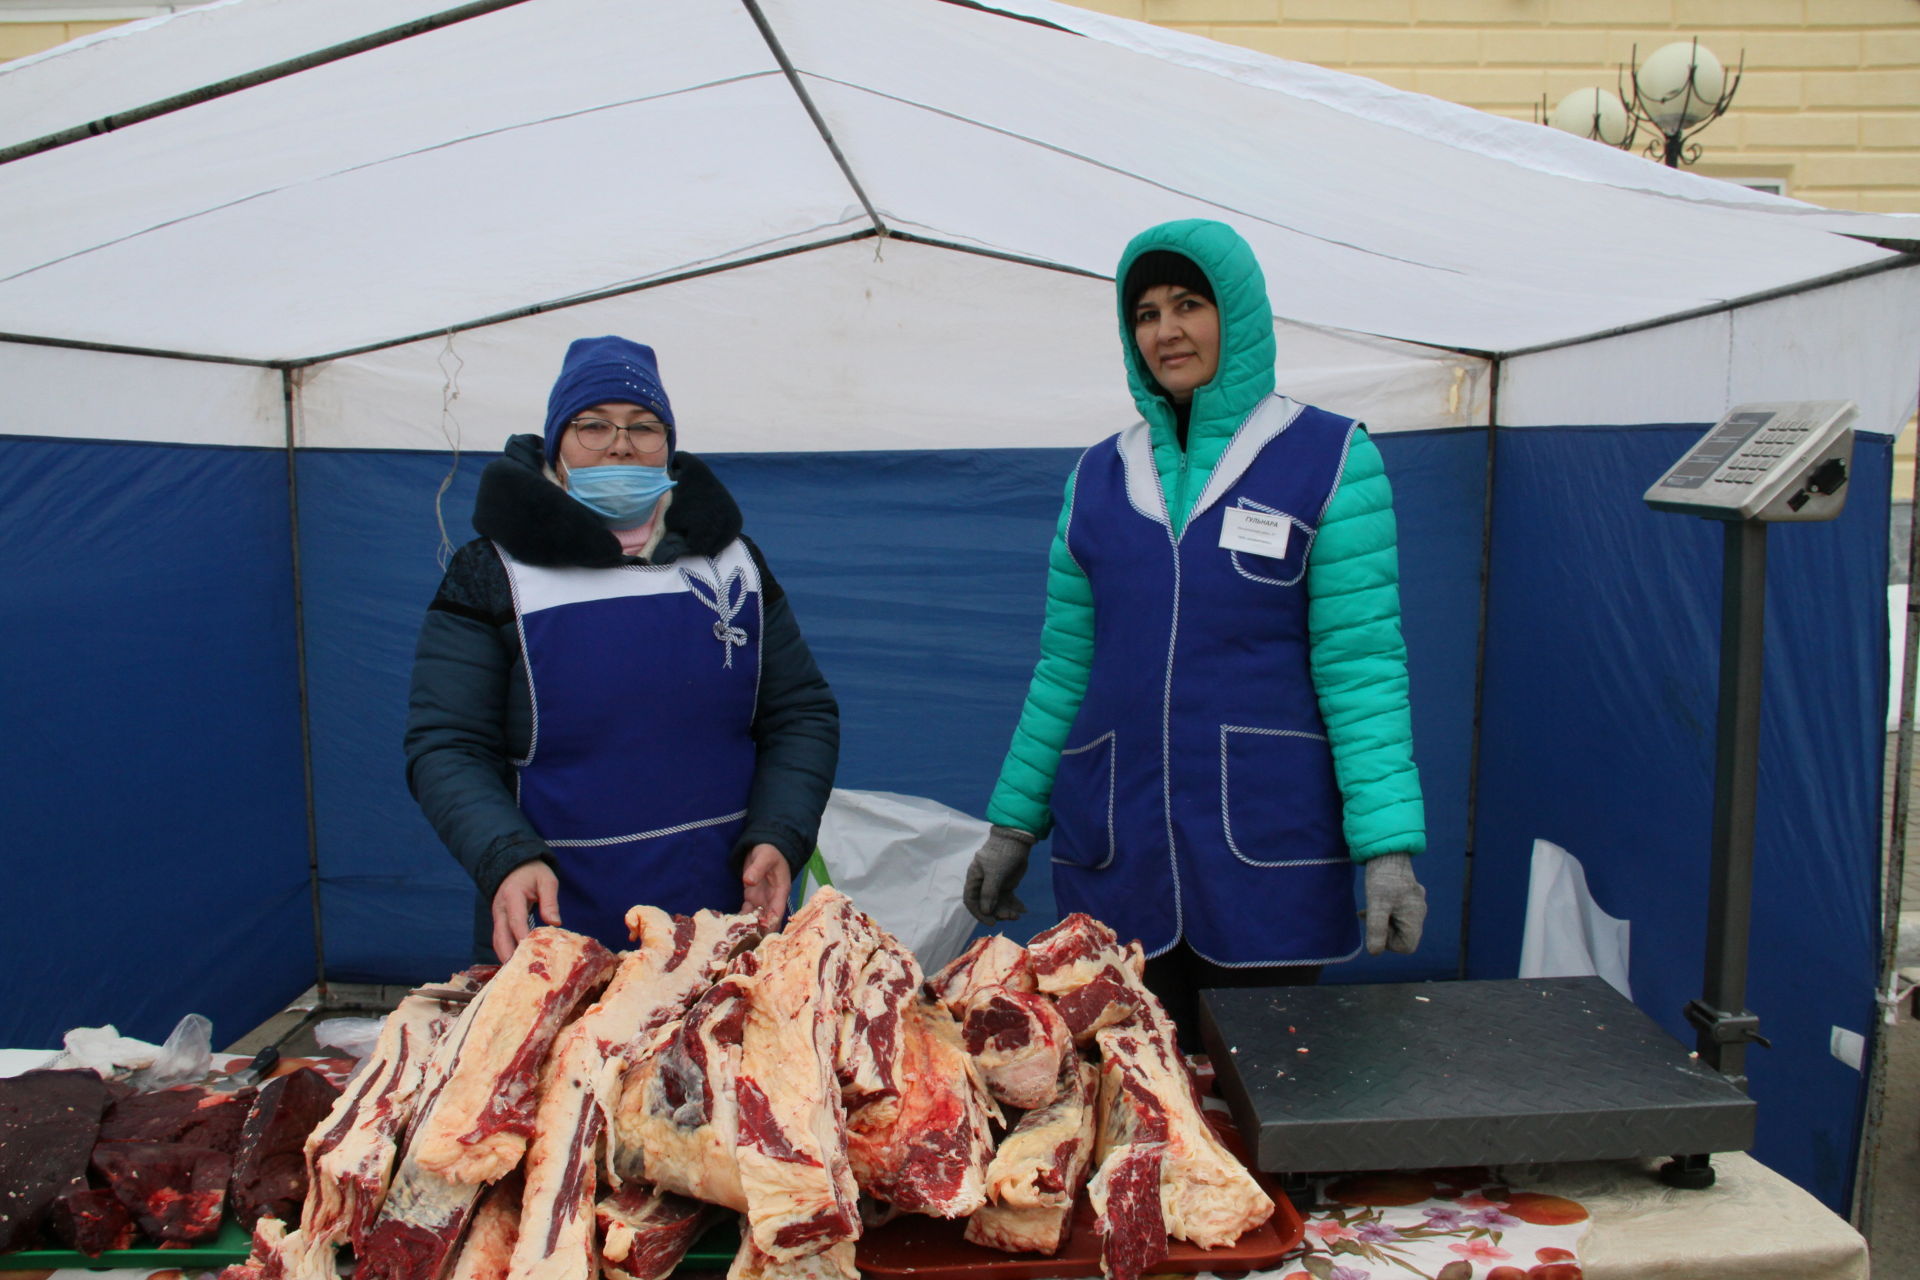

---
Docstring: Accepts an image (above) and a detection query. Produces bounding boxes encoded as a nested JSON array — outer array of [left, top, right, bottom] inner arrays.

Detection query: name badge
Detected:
[[1219, 507, 1291, 558]]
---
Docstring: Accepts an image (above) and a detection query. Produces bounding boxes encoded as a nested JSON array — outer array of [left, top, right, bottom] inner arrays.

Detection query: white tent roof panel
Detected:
[[1, 341, 284, 447], [1, 79, 865, 359], [0, 0, 1909, 375], [0, 0, 451, 152], [1499, 264, 1920, 437], [296, 239, 1484, 455]]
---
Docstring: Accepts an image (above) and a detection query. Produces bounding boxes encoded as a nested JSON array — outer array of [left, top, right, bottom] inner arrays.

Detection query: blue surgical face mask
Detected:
[[565, 464, 676, 528]]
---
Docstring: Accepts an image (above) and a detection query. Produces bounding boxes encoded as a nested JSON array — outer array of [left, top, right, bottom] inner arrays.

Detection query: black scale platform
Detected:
[[1200, 976, 1755, 1174]]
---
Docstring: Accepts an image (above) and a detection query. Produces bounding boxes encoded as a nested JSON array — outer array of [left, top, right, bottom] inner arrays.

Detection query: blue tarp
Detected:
[[0, 436, 314, 1051], [1471, 425, 1890, 1205], [0, 424, 1887, 1210]]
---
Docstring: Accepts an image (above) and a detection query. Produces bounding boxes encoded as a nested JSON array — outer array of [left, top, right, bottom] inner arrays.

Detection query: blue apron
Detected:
[[1050, 395, 1362, 967], [498, 540, 761, 950]]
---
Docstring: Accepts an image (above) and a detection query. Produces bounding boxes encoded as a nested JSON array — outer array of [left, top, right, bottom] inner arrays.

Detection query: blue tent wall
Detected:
[[0, 436, 315, 1051], [1469, 424, 1890, 1211], [296, 429, 1485, 979]]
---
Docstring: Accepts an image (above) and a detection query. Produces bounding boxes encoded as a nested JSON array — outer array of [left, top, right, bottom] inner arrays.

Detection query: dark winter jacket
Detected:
[[404, 434, 839, 949]]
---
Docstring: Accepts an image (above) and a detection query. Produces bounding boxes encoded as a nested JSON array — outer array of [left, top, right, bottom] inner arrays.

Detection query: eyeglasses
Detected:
[[568, 417, 668, 453]]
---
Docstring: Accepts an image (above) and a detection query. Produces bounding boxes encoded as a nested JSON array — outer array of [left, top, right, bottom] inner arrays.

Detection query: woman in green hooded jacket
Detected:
[[962, 219, 1428, 1042]]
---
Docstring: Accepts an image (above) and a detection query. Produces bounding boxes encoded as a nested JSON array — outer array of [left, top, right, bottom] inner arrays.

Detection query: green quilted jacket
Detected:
[[985, 218, 1426, 862]]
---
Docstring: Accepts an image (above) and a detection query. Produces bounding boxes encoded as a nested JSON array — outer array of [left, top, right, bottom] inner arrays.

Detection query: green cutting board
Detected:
[[0, 1216, 253, 1271]]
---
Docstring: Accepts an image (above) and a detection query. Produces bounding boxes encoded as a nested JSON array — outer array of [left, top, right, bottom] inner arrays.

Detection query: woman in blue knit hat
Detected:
[[405, 336, 839, 961], [963, 221, 1428, 1047]]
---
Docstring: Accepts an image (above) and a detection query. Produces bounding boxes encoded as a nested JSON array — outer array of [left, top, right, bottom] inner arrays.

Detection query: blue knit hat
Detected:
[[543, 336, 676, 466]]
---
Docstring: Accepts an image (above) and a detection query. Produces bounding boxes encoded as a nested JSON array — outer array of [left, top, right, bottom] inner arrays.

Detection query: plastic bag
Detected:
[[1518, 838, 1632, 999], [312, 1016, 385, 1062], [48, 1014, 214, 1088], [128, 1013, 214, 1090], [812, 788, 987, 974]]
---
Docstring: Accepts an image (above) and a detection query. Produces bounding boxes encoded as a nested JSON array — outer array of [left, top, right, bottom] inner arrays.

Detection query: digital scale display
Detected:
[[1645, 401, 1856, 522]]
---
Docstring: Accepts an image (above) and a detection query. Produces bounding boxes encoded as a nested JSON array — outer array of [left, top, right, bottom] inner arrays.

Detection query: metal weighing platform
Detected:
[[1202, 976, 1754, 1189]]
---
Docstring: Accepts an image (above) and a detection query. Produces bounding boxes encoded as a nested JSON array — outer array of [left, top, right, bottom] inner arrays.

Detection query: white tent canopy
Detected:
[[3, 0, 1917, 451], [5, 0, 1918, 1214]]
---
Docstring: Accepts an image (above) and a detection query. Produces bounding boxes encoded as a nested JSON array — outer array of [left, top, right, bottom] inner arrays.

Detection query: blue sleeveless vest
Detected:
[[1050, 395, 1363, 967], [497, 541, 761, 950]]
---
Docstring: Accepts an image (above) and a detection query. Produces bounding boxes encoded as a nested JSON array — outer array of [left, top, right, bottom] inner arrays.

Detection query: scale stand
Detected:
[[1647, 400, 1856, 1183]]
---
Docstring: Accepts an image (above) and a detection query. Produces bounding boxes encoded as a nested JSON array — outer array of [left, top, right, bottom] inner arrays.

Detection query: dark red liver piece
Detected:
[[98, 1084, 254, 1152], [91, 1141, 233, 1243], [0, 1068, 114, 1253], [49, 1186, 139, 1256], [229, 1067, 343, 1228]]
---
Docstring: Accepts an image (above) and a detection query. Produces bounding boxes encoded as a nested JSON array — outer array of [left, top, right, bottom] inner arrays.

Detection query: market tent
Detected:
[[2, 0, 1917, 1211]]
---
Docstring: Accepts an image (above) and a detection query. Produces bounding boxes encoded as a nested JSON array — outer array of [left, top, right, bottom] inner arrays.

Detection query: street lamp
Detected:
[[1626, 39, 1743, 167], [1539, 38, 1743, 168]]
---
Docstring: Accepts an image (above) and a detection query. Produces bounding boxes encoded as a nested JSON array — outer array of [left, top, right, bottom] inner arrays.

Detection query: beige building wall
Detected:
[[1070, 0, 1920, 214], [0, 17, 126, 61]]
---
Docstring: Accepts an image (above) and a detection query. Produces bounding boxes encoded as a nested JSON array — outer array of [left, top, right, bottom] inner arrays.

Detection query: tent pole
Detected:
[[1458, 354, 1501, 980], [739, 0, 887, 239], [0, 331, 276, 368], [1499, 254, 1917, 362], [0, 0, 545, 168], [1853, 369, 1920, 1227], [281, 367, 329, 1006]]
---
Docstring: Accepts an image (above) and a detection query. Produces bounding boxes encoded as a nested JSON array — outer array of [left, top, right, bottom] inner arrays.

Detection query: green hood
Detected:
[[1115, 219, 1277, 521]]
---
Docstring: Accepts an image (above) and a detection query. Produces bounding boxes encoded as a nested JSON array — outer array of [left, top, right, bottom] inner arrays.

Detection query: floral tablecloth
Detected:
[[1280, 1170, 1589, 1280]]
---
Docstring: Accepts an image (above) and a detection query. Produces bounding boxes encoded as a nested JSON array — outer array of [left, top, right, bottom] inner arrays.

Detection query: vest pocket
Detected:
[[1220, 725, 1344, 867], [1226, 498, 1309, 586], [1050, 730, 1117, 870]]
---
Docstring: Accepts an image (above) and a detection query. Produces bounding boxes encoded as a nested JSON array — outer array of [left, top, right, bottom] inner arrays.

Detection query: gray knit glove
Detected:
[[963, 825, 1037, 924], [1363, 852, 1427, 955]]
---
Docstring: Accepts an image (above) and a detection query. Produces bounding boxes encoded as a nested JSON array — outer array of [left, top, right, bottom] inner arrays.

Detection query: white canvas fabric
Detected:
[[0, 0, 1910, 439]]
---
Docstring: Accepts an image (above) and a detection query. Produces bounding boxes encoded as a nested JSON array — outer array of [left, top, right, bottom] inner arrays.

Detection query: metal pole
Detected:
[[1853, 397, 1920, 1226], [282, 368, 329, 1005], [1459, 355, 1501, 980], [1691, 519, 1768, 1087]]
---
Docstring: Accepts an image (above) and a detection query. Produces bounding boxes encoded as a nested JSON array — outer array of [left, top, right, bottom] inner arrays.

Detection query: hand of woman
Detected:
[[741, 844, 792, 930], [491, 859, 562, 963]]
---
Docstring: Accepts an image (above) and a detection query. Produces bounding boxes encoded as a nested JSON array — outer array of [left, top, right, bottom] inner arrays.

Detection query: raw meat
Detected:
[[964, 1057, 1098, 1255], [844, 987, 996, 1218], [732, 888, 870, 1261], [960, 988, 1072, 1111], [446, 1174, 522, 1280], [726, 1234, 857, 1280], [611, 974, 755, 1212], [229, 1068, 343, 1228], [413, 929, 616, 1185], [354, 980, 502, 1280], [281, 978, 480, 1280], [49, 1186, 138, 1256], [1026, 916, 1154, 1045], [1092, 1025, 1271, 1251], [215, 1214, 289, 1280], [1029, 914, 1272, 1272], [0, 1068, 112, 1252], [91, 1141, 232, 1243], [98, 1084, 254, 1150], [594, 1184, 712, 1280], [925, 935, 1033, 1013], [1085, 1143, 1166, 1280], [509, 909, 758, 1280]]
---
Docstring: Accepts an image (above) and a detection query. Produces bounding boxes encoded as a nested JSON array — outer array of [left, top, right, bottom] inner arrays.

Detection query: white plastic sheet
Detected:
[[1518, 838, 1632, 999], [812, 787, 985, 974]]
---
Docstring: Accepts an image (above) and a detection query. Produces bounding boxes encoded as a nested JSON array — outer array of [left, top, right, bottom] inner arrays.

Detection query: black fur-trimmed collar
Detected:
[[472, 433, 742, 568]]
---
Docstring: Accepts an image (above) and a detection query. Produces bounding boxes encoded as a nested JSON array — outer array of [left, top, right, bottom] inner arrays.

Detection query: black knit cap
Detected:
[[1122, 250, 1215, 315]]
